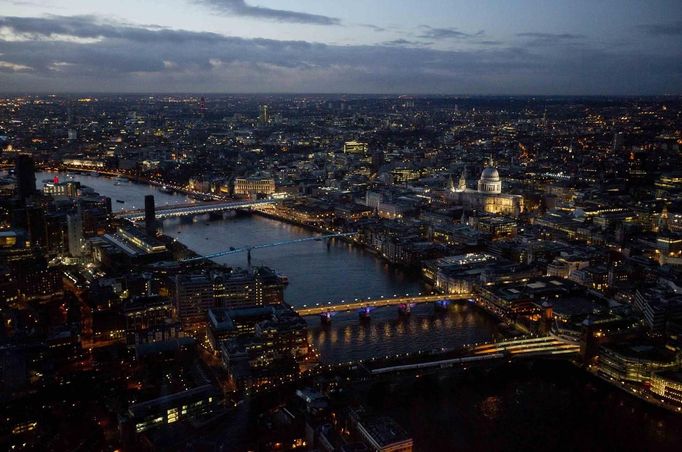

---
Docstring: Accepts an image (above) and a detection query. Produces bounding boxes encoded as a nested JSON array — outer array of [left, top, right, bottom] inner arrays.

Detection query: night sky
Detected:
[[0, 0, 680, 94]]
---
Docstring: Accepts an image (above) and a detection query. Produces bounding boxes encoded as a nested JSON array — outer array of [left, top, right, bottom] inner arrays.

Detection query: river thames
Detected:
[[33, 171, 682, 450], [36, 171, 500, 362]]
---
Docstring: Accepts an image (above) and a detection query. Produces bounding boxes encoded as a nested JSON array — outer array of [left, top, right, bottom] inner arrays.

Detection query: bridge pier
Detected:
[[358, 307, 372, 322], [398, 303, 412, 317], [320, 312, 333, 325], [434, 299, 451, 312]]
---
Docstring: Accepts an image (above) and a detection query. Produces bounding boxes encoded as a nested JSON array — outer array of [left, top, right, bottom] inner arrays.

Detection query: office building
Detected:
[[124, 384, 222, 434], [649, 371, 682, 407], [67, 212, 84, 257], [259, 104, 269, 124]]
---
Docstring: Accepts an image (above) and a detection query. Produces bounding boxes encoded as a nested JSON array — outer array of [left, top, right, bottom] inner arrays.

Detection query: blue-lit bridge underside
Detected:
[[181, 232, 356, 262], [115, 199, 277, 221], [294, 293, 473, 316]]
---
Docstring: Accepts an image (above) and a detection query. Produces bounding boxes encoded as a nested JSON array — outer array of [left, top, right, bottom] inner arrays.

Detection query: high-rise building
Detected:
[[258, 104, 269, 125], [174, 268, 284, 328], [0, 265, 19, 309], [14, 155, 36, 203], [144, 195, 156, 236], [67, 212, 84, 257], [25, 206, 46, 248], [174, 274, 214, 328]]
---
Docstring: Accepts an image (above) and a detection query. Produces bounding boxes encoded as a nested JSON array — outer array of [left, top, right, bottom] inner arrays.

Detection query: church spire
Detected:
[[447, 174, 456, 192]]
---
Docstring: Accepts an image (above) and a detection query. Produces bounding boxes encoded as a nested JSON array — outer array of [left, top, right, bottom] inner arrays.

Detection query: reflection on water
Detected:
[[35, 171, 192, 211], [163, 214, 423, 306], [166, 215, 499, 361], [307, 303, 497, 363], [35, 172, 499, 362]]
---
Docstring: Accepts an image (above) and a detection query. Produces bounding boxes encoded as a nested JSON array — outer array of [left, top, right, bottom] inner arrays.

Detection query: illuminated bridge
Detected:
[[294, 293, 473, 317], [470, 335, 581, 358], [368, 336, 580, 375], [181, 232, 356, 262], [115, 199, 277, 221]]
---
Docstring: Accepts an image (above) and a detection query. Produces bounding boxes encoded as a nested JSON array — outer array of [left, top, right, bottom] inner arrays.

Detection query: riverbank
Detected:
[[37, 164, 221, 201], [250, 207, 425, 275], [585, 364, 682, 415]]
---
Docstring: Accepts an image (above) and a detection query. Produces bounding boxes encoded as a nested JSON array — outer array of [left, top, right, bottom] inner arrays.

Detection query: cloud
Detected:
[[0, 60, 32, 71], [418, 26, 484, 40], [0, 15, 679, 95], [360, 24, 386, 32], [516, 32, 585, 46], [382, 39, 432, 47], [517, 32, 584, 40], [638, 21, 682, 36], [195, 0, 340, 25]]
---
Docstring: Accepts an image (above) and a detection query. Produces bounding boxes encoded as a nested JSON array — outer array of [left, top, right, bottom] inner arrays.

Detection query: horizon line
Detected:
[[0, 91, 680, 98]]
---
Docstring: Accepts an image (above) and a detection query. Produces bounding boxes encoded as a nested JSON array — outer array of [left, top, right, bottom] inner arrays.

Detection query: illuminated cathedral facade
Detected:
[[446, 163, 524, 217]]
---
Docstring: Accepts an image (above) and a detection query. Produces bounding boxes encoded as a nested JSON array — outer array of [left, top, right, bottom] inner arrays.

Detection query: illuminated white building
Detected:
[[234, 176, 276, 196], [446, 161, 523, 217]]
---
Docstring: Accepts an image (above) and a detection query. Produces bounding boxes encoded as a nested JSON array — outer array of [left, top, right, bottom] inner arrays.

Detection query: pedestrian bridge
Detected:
[[115, 199, 277, 221], [294, 293, 473, 317]]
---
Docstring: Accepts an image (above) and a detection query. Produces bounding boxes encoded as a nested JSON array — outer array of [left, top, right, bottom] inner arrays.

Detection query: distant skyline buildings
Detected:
[[0, 1, 680, 94]]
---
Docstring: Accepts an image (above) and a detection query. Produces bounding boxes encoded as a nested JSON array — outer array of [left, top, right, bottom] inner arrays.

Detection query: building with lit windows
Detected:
[[42, 180, 80, 197], [175, 267, 285, 328], [234, 176, 276, 196], [0, 230, 17, 248], [343, 140, 368, 154], [469, 215, 518, 239], [66, 213, 84, 257], [174, 273, 214, 328], [0, 265, 18, 308], [422, 253, 497, 293], [123, 295, 182, 347], [597, 343, 679, 383], [218, 306, 309, 391], [634, 287, 682, 332], [649, 371, 682, 407], [124, 384, 222, 434], [207, 305, 276, 349]]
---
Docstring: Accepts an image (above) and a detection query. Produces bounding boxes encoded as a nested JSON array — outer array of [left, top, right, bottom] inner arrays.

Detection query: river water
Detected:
[[34, 171, 682, 448], [36, 171, 499, 362]]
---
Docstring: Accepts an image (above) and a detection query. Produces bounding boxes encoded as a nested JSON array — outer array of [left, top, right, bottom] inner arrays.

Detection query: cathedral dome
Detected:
[[477, 166, 502, 194], [480, 167, 500, 181]]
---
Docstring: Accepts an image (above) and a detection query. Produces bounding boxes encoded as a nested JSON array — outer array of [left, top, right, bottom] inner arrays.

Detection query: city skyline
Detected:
[[0, 0, 681, 94], [1, 91, 682, 451], [2, 1, 682, 450]]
